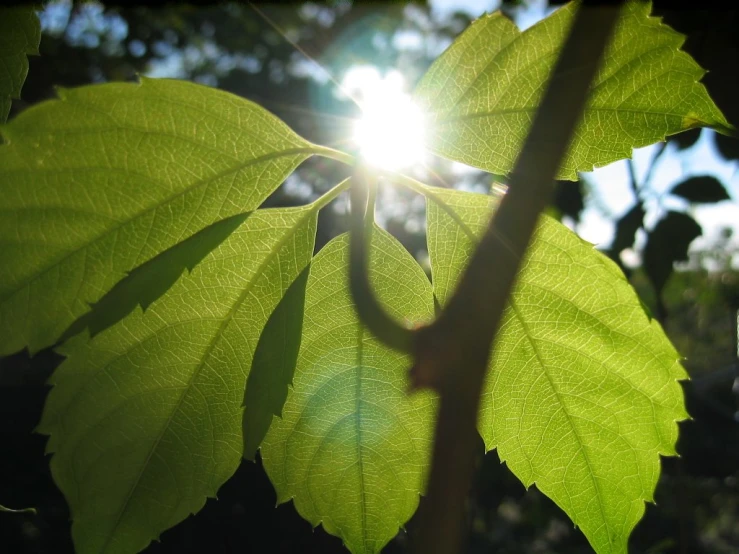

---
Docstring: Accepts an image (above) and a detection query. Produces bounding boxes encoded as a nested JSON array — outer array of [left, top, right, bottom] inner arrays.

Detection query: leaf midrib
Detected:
[[434, 105, 707, 127], [54, 209, 317, 440], [354, 323, 369, 551], [431, 193, 670, 467], [508, 298, 610, 541]]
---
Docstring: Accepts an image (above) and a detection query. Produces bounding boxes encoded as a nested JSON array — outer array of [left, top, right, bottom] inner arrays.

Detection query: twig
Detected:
[[643, 140, 668, 188], [349, 168, 415, 352], [409, 7, 622, 553], [627, 157, 640, 195]]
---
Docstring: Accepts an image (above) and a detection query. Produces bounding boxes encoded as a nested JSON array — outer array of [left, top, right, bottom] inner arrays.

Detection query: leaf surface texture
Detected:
[[426, 186, 689, 554], [0, 78, 315, 355], [414, 1, 731, 179], [261, 229, 436, 554], [37, 206, 317, 554], [242, 265, 310, 460]]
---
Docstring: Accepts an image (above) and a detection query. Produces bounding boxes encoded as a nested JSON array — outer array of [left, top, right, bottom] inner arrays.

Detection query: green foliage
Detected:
[[37, 206, 319, 554], [426, 186, 688, 554], [609, 166, 730, 310], [261, 229, 436, 554], [61, 212, 250, 342], [1, 3, 731, 554], [414, 2, 731, 180], [0, 7, 40, 123], [242, 264, 310, 461], [605, 153, 732, 306], [0, 78, 319, 356]]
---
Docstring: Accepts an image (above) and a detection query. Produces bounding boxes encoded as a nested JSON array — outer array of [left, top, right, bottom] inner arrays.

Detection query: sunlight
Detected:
[[343, 67, 426, 171]]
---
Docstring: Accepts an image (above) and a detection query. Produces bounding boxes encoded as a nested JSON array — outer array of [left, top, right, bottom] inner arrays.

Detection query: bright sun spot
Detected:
[[342, 67, 426, 171]]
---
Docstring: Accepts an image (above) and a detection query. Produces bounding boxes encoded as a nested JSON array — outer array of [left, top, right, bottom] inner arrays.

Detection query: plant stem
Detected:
[[349, 167, 416, 352], [643, 141, 668, 187], [410, 6, 623, 554], [627, 157, 640, 196], [310, 143, 355, 166], [311, 177, 352, 211], [365, 175, 377, 233]]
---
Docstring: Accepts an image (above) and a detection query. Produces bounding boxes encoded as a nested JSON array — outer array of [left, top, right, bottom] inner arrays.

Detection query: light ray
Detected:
[[248, 2, 360, 107]]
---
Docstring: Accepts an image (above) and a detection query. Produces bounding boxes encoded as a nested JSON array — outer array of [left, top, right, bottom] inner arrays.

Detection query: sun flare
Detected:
[[344, 67, 426, 171]]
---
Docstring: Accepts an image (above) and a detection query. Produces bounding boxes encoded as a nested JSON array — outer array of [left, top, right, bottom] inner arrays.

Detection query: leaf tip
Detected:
[[274, 492, 293, 507]]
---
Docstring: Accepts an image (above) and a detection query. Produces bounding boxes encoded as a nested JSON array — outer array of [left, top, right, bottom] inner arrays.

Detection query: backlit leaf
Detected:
[[37, 206, 317, 554], [61, 211, 250, 342], [414, 1, 732, 180], [426, 186, 688, 554], [0, 77, 319, 356], [261, 229, 436, 554]]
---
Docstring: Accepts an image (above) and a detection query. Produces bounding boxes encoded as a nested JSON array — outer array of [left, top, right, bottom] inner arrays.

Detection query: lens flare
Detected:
[[345, 68, 426, 170]]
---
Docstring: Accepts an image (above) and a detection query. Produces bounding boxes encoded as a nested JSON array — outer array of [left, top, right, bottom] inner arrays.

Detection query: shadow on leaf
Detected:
[[59, 212, 251, 344], [243, 264, 310, 460]]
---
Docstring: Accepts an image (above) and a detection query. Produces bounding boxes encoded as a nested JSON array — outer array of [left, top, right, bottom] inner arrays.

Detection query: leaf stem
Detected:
[[310, 177, 352, 211], [410, 5, 623, 554], [349, 167, 416, 352], [386, 172, 478, 242], [644, 141, 668, 187], [309, 143, 356, 166], [0, 504, 37, 515], [365, 175, 377, 233], [627, 157, 640, 196], [309, 139, 483, 239]]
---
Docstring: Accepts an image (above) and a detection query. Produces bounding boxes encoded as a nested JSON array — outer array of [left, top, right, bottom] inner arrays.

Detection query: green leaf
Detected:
[[414, 1, 732, 180], [242, 265, 310, 461], [669, 175, 731, 204], [261, 229, 436, 554], [0, 7, 40, 123], [37, 205, 318, 554], [0, 77, 318, 356], [425, 186, 688, 554], [0, 503, 37, 515], [644, 211, 702, 297], [61, 212, 250, 343]]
